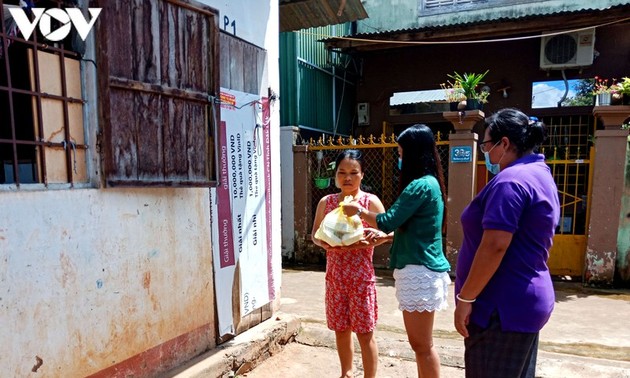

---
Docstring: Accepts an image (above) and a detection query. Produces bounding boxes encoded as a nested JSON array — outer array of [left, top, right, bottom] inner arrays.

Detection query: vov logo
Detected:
[[9, 8, 102, 42]]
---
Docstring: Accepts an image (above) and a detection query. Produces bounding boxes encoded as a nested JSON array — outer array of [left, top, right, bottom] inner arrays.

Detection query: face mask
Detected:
[[483, 141, 505, 175], [484, 151, 501, 175], [398, 158, 402, 170]]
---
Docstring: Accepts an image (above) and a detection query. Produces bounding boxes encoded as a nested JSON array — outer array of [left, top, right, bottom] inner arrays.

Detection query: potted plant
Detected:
[[440, 81, 466, 110], [592, 76, 620, 106], [447, 70, 489, 110], [612, 77, 630, 105], [313, 150, 336, 189]]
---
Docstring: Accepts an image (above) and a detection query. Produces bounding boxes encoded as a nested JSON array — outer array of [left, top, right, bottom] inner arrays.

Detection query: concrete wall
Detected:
[[357, 0, 418, 33], [617, 135, 630, 283], [280, 127, 298, 260], [0, 188, 214, 376]]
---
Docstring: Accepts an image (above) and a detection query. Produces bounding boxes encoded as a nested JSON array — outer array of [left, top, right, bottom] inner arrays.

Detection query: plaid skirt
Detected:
[[464, 312, 539, 378]]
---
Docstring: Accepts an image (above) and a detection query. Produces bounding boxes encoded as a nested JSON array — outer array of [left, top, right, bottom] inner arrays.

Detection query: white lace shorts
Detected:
[[393, 264, 451, 313]]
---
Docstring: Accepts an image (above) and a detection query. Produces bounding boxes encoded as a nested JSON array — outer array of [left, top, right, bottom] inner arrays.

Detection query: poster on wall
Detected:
[[211, 88, 274, 337]]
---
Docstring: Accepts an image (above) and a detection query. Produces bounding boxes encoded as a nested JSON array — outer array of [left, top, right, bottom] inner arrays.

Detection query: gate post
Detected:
[[292, 144, 312, 262], [442, 110, 484, 270], [586, 105, 630, 286]]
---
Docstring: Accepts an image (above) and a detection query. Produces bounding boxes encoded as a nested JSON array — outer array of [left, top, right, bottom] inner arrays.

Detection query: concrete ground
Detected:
[[166, 267, 630, 378]]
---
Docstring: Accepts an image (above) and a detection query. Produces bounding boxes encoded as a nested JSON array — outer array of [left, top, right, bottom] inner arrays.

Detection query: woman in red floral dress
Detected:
[[311, 150, 387, 378]]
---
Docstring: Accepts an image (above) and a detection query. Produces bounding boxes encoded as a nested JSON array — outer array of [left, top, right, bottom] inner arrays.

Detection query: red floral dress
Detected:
[[324, 192, 378, 334]]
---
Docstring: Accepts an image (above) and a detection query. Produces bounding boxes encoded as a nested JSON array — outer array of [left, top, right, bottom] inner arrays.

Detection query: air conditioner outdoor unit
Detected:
[[540, 28, 595, 70]]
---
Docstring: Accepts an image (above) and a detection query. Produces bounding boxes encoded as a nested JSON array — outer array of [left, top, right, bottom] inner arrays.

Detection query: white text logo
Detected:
[[9, 8, 102, 42]]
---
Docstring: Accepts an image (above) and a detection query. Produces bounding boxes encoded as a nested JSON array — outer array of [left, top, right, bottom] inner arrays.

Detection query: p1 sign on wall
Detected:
[[198, 0, 271, 48]]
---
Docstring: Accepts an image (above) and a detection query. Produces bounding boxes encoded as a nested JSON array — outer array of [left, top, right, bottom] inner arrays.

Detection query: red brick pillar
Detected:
[[442, 110, 485, 269], [585, 105, 630, 285]]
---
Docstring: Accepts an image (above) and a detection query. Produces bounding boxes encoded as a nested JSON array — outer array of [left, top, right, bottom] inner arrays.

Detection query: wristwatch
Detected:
[[357, 208, 363, 217]]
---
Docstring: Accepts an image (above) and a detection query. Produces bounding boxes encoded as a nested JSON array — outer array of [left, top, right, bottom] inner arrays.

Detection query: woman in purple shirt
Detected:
[[454, 108, 560, 378]]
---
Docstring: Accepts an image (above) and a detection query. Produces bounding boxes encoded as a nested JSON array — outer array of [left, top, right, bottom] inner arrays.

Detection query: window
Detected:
[[423, 0, 486, 11], [1, 0, 88, 186], [531, 79, 595, 109], [96, 0, 219, 186], [1, 0, 220, 187]]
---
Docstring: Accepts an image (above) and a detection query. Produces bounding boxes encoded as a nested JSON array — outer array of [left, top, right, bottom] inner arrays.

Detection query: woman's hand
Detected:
[[363, 227, 386, 245], [341, 202, 362, 217], [454, 301, 473, 338]]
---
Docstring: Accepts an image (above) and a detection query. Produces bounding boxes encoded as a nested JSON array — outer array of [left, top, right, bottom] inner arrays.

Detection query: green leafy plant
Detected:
[[614, 77, 630, 95], [447, 70, 489, 100]]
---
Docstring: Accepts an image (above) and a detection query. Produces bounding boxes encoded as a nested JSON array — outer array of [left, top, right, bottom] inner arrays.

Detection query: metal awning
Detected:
[[390, 89, 446, 106], [280, 0, 368, 32]]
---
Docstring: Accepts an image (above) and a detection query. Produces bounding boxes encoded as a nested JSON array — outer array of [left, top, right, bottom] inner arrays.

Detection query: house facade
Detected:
[[323, 0, 630, 285], [0, 0, 281, 376]]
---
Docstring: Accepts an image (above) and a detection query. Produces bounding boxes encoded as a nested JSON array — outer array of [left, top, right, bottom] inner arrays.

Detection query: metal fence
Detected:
[[306, 132, 450, 231]]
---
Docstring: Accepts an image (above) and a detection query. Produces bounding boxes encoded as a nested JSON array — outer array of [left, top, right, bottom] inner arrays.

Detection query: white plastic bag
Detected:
[[314, 196, 364, 247]]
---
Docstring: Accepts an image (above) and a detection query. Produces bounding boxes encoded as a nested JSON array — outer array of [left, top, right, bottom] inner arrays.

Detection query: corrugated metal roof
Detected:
[[279, 0, 368, 32], [356, 0, 630, 36], [323, 1, 630, 40], [390, 89, 446, 106]]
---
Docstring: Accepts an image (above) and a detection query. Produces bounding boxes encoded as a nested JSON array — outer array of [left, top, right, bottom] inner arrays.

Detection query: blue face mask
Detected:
[[484, 151, 501, 175], [483, 141, 505, 175], [398, 158, 402, 170]]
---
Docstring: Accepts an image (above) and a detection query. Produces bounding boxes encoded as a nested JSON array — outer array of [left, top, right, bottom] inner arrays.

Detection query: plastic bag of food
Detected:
[[314, 196, 364, 247]]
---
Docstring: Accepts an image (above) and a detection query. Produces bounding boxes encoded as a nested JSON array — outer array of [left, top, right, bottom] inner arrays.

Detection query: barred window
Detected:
[[1, 0, 220, 188], [423, 0, 486, 11], [1, 0, 88, 186]]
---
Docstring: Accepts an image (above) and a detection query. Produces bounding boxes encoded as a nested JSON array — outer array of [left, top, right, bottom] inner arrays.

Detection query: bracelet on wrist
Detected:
[[456, 293, 476, 303]]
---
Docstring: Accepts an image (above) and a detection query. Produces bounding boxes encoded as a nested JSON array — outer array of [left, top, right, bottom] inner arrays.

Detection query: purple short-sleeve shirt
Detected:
[[455, 154, 560, 332]]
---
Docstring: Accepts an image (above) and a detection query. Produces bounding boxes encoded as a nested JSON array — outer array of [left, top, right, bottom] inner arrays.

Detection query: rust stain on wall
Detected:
[[142, 271, 151, 289], [59, 252, 77, 288]]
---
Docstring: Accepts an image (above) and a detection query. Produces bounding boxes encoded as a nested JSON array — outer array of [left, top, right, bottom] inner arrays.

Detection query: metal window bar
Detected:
[[0, 0, 87, 186]]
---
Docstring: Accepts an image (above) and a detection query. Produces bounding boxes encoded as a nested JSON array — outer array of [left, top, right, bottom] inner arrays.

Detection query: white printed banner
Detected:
[[211, 88, 274, 337]]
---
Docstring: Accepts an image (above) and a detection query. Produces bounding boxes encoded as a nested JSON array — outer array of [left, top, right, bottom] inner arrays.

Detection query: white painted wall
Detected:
[[0, 189, 214, 376], [280, 127, 298, 259]]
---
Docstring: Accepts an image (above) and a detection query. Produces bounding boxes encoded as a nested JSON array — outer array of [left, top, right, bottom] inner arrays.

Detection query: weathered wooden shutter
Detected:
[[96, 0, 219, 186]]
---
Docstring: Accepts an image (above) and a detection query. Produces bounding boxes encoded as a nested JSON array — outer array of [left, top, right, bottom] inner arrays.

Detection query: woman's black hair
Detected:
[[397, 124, 447, 231], [485, 108, 547, 156], [334, 149, 364, 173]]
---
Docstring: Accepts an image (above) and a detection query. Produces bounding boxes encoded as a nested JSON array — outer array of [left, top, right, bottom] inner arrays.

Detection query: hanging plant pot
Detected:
[[314, 177, 331, 189]]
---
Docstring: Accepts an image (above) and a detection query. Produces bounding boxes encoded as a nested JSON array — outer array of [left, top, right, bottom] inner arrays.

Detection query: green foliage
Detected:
[[616, 77, 630, 95], [447, 70, 489, 99], [562, 79, 595, 107]]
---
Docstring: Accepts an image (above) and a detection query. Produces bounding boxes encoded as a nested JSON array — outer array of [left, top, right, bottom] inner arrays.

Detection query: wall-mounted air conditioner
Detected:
[[540, 28, 595, 70]]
